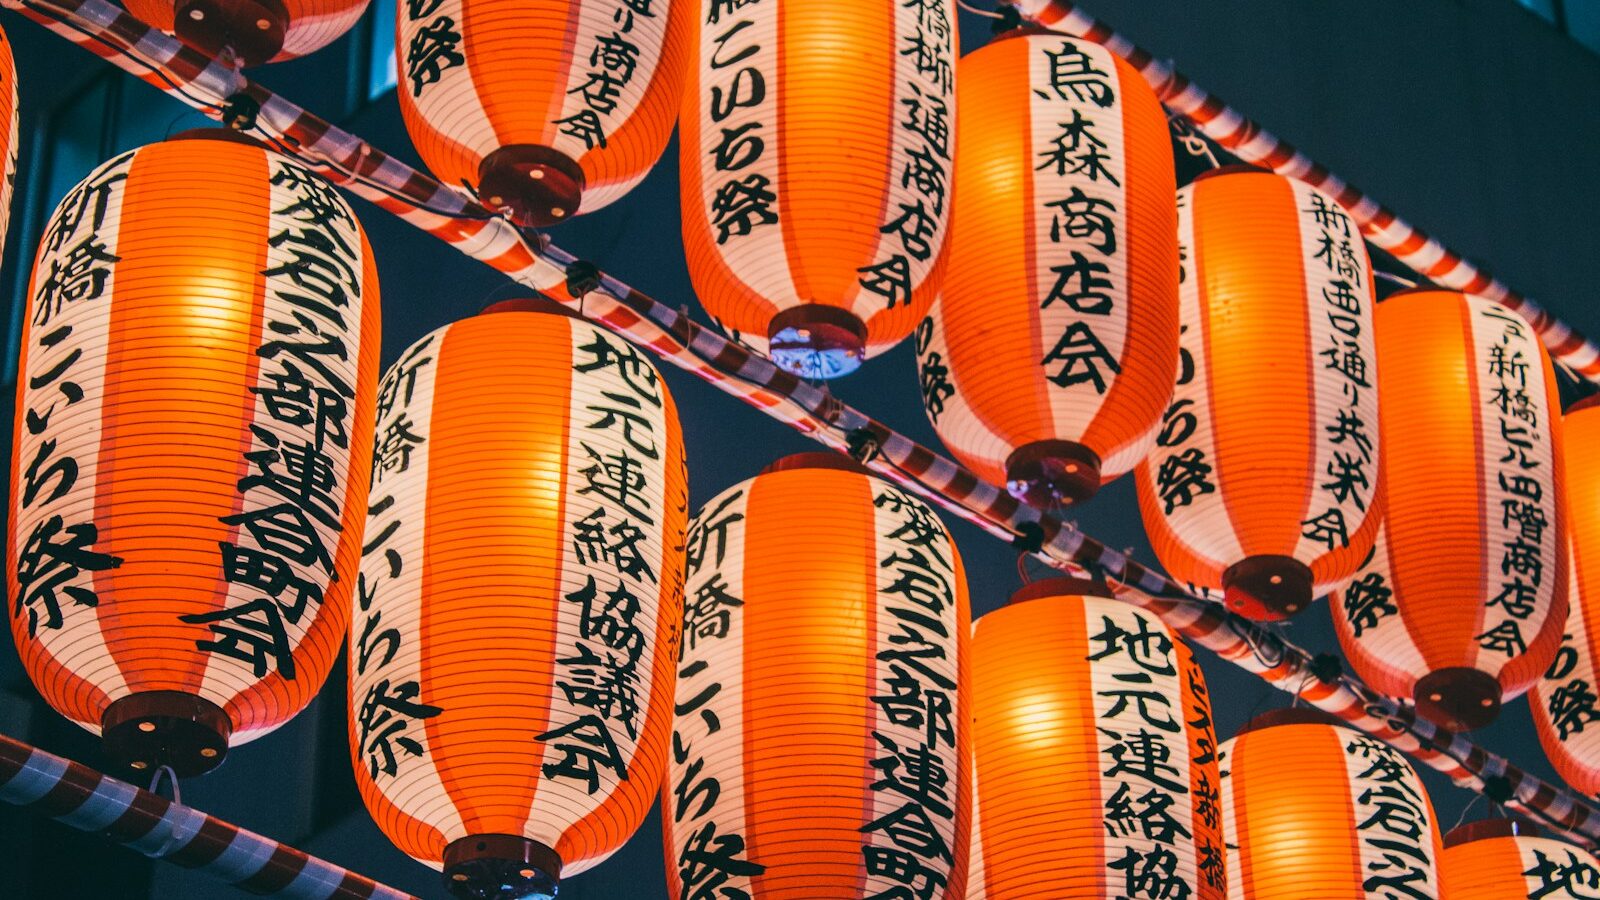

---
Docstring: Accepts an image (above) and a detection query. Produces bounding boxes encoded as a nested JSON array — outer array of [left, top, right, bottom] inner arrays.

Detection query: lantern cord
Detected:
[[146, 764, 181, 805], [0, 733, 417, 899], [955, 0, 1006, 19], [1374, 270, 1419, 289], [1453, 793, 1486, 832], [996, 0, 1600, 382], [14, 0, 1600, 849]]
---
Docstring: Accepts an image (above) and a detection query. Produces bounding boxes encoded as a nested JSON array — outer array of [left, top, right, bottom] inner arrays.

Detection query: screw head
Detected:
[[528, 169, 545, 180], [130, 760, 149, 771], [550, 207, 567, 219], [200, 747, 219, 758], [256, 17, 271, 29], [188, 7, 205, 19], [137, 721, 157, 733]]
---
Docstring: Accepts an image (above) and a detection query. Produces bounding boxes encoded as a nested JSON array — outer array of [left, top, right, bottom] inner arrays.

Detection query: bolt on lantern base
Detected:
[[767, 304, 868, 380], [1004, 440, 1102, 508], [101, 691, 231, 778], [478, 145, 586, 229], [1415, 667, 1503, 732], [172, 0, 288, 67], [1221, 555, 1313, 621], [443, 835, 561, 900]]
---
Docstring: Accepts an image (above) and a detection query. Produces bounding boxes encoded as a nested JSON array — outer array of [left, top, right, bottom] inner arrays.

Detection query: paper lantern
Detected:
[[1219, 711, 1444, 899], [1534, 396, 1600, 793], [0, 24, 16, 255], [915, 31, 1178, 507], [1333, 290, 1565, 731], [349, 300, 687, 897], [1442, 820, 1600, 899], [680, 0, 957, 378], [968, 579, 1224, 899], [662, 454, 971, 898], [123, 0, 370, 66], [397, 0, 690, 228], [1135, 168, 1381, 620], [8, 133, 381, 775]]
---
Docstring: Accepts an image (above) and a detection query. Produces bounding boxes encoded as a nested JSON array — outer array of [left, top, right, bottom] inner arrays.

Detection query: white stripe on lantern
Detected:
[[349, 326, 464, 859], [693, 0, 795, 335], [1514, 836, 1600, 896], [1027, 38, 1133, 432], [1469, 297, 1561, 686], [913, 303, 1007, 485], [197, 156, 373, 722], [1288, 178, 1380, 577], [397, 0, 494, 179], [1338, 729, 1442, 897], [17, 150, 138, 729], [847, 0, 955, 331], [1153, 186, 1240, 571], [1533, 552, 1600, 788], [665, 482, 756, 898], [281, 1, 371, 59], [1217, 741, 1243, 900], [555, 0, 673, 212]]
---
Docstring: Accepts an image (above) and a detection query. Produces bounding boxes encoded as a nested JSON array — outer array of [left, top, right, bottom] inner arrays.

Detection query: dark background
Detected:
[[2, 1, 1599, 897]]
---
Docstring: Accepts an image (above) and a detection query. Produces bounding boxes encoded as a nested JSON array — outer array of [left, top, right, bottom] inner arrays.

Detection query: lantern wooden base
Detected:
[[1007, 577, 1110, 605], [101, 691, 231, 778], [1004, 440, 1101, 508], [480, 296, 581, 318], [1222, 555, 1313, 620], [172, 0, 287, 67], [767, 304, 867, 380], [1444, 818, 1538, 848], [443, 835, 561, 900], [1415, 667, 1502, 731], [1238, 706, 1343, 735], [478, 145, 586, 229]]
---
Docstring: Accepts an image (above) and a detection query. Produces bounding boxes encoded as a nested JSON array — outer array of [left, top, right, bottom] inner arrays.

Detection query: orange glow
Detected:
[[1334, 290, 1566, 730], [970, 581, 1223, 898], [662, 458, 971, 897], [9, 136, 381, 766], [349, 305, 687, 886], [923, 32, 1178, 506], [1441, 821, 1600, 898]]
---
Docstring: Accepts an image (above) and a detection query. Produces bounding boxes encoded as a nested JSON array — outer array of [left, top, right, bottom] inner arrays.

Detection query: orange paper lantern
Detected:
[[397, 0, 690, 227], [1442, 820, 1600, 899], [1135, 168, 1382, 621], [8, 133, 381, 775], [1333, 290, 1566, 730], [968, 579, 1224, 899], [349, 300, 687, 897], [915, 31, 1178, 507], [1534, 397, 1600, 793], [0, 24, 16, 254], [124, 0, 370, 66], [680, 0, 958, 378], [662, 454, 971, 898], [1220, 712, 1444, 899]]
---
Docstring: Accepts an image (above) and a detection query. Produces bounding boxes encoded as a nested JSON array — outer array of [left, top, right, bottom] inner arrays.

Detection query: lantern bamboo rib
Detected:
[[1003, 0, 1600, 382], [9, 0, 1600, 850], [0, 732, 417, 899]]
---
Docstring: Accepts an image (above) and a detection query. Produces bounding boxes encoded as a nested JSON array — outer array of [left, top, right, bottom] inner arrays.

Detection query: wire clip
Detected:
[[845, 427, 881, 464], [1011, 521, 1046, 554], [219, 93, 259, 132], [565, 260, 602, 298]]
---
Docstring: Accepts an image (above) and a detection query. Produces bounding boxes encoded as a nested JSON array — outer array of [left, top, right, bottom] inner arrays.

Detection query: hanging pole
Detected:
[[4, 0, 1598, 849], [0, 732, 416, 899], [1002, 0, 1600, 383]]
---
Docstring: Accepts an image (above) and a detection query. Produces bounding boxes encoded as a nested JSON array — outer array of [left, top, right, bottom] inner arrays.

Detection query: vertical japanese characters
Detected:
[[1220, 720, 1442, 900], [680, 0, 957, 377], [970, 582, 1223, 900], [397, 0, 690, 223], [8, 136, 380, 745], [1135, 169, 1381, 621], [1441, 823, 1600, 900], [1533, 400, 1600, 796], [915, 32, 1178, 507], [1333, 291, 1565, 731], [663, 459, 971, 898], [349, 305, 687, 881]]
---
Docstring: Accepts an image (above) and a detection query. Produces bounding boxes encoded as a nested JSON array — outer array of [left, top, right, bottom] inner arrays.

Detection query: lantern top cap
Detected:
[[759, 452, 874, 477], [1189, 163, 1276, 183], [478, 296, 581, 319], [1006, 577, 1112, 606], [1237, 706, 1345, 736], [1443, 818, 1540, 848], [165, 127, 267, 148]]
